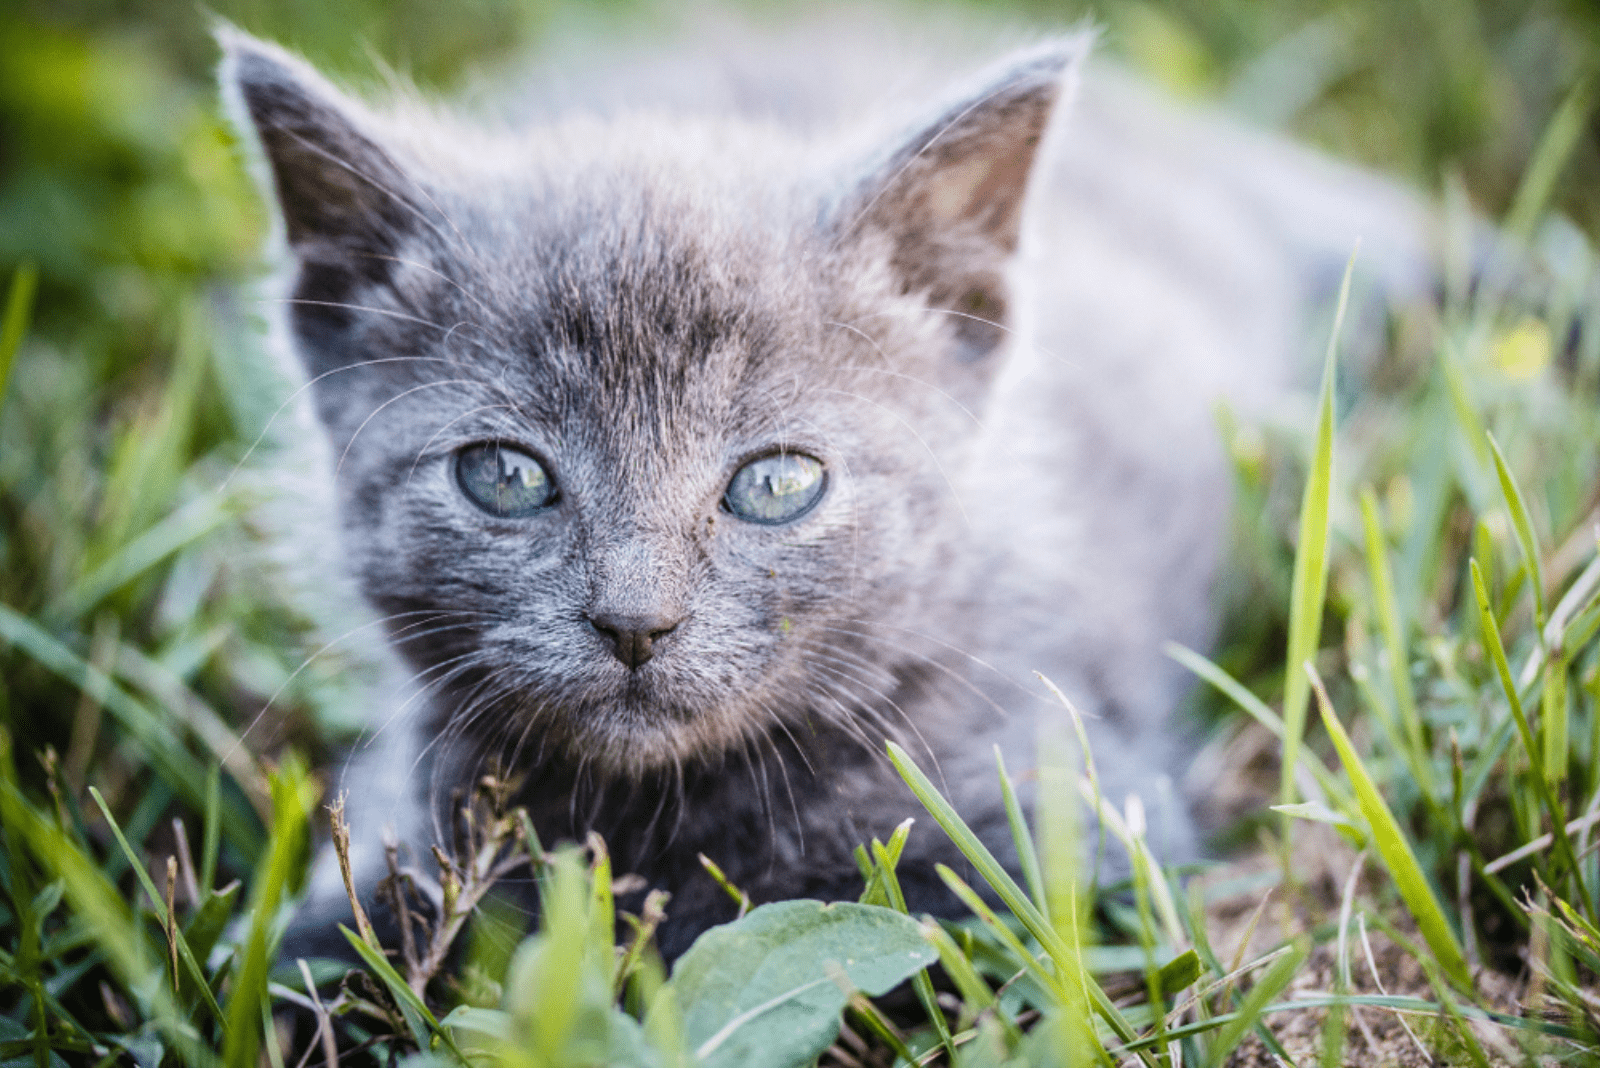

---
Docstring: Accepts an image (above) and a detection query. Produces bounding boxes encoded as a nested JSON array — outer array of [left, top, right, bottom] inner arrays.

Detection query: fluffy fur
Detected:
[[221, 12, 1432, 959]]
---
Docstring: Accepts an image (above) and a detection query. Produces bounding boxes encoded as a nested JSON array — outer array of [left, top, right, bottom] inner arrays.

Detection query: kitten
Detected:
[[221, 16, 1431, 959]]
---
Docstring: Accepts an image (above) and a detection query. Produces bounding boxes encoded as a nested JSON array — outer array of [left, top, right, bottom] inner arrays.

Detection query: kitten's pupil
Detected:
[[724, 453, 825, 524], [456, 443, 554, 517]]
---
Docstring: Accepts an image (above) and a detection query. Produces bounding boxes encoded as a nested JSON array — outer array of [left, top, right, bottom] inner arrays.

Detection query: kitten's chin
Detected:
[[539, 678, 776, 777], [571, 704, 763, 777]]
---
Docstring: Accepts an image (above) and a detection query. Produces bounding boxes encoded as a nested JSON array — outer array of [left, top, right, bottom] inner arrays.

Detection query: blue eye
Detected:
[[455, 443, 555, 517], [724, 452, 826, 524]]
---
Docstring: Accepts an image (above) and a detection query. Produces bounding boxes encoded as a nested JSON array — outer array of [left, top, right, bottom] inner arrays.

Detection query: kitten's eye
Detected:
[[455, 443, 555, 518], [724, 452, 826, 524]]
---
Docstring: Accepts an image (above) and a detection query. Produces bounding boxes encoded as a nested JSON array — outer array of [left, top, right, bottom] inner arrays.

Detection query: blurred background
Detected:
[[0, 0, 1596, 876]]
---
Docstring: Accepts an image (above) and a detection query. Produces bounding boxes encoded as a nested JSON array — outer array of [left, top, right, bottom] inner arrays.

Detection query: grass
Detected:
[[2, 0, 1600, 1065]]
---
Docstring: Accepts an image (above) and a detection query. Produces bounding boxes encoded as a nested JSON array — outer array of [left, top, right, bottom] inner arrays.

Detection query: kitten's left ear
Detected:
[[835, 38, 1088, 360]]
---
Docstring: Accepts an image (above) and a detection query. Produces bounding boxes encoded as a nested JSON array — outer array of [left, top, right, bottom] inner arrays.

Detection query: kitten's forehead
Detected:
[[452, 139, 833, 441]]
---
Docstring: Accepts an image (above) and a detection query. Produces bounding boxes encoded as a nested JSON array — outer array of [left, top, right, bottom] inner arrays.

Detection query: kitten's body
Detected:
[[225, 11, 1432, 958]]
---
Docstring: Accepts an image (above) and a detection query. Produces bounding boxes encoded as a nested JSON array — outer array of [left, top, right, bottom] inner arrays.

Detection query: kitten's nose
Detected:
[[587, 612, 681, 670]]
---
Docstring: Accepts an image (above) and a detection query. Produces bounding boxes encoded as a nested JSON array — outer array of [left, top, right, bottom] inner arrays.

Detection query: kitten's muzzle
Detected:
[[587, 611, 682, 670]]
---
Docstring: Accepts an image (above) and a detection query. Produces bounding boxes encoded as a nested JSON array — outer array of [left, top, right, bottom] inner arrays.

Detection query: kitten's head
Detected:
[[222, 29, 1082, 776]]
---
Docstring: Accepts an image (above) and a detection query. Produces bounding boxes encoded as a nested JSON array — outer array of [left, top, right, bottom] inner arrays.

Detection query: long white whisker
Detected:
[[826, 316, 986, 431], [218, 355, 455, 492], [406, 403, 517, 487], [334, 378, 482, 478]]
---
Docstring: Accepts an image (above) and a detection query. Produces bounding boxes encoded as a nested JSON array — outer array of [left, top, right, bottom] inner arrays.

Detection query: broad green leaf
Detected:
[[1157, 948, 1203, 994], [440, 1005, 511, 1040], [660, 900, 935, 1068]]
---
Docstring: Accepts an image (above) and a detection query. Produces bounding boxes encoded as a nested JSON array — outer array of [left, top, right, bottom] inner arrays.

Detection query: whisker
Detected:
[[406, 403, 518, 487], [832, 618, 1037, 706], [805, 657, 945, 785], [825, 316, 987, 428], [355, 252, 502, 324], [334, 378, 483, 478], [263, 297, 461, 336], [218, 355, 455, 493], [818, 623, 1018, 721], [228, 608, 489, 758]]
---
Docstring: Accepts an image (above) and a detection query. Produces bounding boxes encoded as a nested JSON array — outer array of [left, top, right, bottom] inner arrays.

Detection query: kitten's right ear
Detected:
[[218, 27, 416, 255], [832, 38, 1088, 363]]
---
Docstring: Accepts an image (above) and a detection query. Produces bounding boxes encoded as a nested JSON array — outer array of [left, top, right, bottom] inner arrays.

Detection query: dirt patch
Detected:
[[1196, 833, 1536, 1066]]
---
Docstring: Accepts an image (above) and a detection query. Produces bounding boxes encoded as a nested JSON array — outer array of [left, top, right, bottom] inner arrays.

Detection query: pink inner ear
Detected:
[[921, 142, 1041, 248], [924, 158, 994, 227]]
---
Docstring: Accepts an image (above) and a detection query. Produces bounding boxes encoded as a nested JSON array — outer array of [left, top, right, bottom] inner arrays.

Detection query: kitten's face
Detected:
[[226, 34, 1073, 773]]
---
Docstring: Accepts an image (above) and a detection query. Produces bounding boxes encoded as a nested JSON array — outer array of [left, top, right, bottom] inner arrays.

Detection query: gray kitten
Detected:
[[221, 19, 1430, 959]]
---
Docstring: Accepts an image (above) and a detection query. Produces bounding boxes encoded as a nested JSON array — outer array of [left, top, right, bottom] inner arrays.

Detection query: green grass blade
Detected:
[[0, 605, 258, 851], [1116, 990, 1591, 1054], [1487, 432, 1546, 629], [1075, 784, 1185, 949], [1439, 340, 1495, 481], [0, 745, 214, 1066], [1469, 559, 1589, 912], [50, 498, 230, 623], [1543, 654, 1569, 791], [995, 745, 1047, 917], [87, 788, 227, 1031], [222, 759, 315, 1068], [935, 863, 1067, 1003], [1307, 665, 1473, 991], [1417, 953, 1493, 1068], [0, 264, 37, 417], [201, 765, 220, 898], [1359, 488, 1427, 772], [341, 926, 438, 1050], [1280, 248, 1352, 829], [1199, 939, 1307, 1068], [871, 840, 955, 1063], [1504, 75, 1594, 241], [887, 742, 1146, 1054], [341, 926, 443, 1053], [919, 920, 1006, 1024], [1164, 642, 1349, 808]]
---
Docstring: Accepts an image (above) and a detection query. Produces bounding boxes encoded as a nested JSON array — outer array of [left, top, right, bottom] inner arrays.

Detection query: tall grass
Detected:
[[1, 1, 1598, 1065]]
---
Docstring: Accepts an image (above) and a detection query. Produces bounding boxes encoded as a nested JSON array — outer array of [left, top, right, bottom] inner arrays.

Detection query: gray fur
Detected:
[[220, 16, 1433, 958]]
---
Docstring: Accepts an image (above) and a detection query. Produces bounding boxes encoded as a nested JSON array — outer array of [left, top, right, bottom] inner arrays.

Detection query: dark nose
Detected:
[[587, 612, 681, 670]]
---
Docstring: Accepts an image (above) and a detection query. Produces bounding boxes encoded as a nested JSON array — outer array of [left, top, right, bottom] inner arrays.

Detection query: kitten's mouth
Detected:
[[544, 662, 782, 776]]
